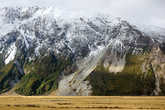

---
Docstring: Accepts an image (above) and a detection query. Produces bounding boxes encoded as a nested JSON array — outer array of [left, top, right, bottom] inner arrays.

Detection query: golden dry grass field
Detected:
[[0, 96, 165, 110]]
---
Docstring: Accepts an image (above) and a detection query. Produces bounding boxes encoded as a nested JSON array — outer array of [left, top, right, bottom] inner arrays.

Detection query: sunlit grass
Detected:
[[0, 96, 165, 110]]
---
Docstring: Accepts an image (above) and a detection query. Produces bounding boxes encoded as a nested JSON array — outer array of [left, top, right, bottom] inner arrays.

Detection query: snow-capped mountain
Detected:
[[0, 7, 165, 96]]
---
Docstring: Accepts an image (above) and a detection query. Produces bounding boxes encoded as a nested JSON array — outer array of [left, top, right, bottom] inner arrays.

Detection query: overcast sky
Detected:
[[0, 0, 165, 28]]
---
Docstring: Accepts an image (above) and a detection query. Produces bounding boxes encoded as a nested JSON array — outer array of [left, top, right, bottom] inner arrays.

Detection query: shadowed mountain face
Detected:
[[0, 7, 165, 96]]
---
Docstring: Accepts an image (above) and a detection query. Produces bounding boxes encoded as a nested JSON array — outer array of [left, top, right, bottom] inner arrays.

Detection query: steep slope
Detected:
[[0, 7, 165, 96]]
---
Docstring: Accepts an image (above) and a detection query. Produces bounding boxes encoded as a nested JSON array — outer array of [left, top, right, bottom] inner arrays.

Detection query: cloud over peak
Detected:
[[0, 0, 165, 28]]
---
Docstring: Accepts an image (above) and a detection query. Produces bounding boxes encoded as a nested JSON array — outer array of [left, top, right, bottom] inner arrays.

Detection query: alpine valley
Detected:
[[0, 7, 165, 96]]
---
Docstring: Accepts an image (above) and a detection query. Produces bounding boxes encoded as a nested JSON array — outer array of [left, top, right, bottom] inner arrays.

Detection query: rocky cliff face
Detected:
[[0, 7, 165, 96]]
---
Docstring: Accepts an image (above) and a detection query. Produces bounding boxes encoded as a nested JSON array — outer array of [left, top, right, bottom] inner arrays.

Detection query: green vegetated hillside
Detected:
[[0, 53, 73, 96], [88, 54, 156, 96], [0, 62, 23, 94], [15, 54, 73, 96], [1, 47, 165, 96], [0, 51, 165, 96]]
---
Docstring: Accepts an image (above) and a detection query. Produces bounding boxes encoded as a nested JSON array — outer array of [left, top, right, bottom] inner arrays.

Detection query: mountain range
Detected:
[[0, 7, 165, 96]]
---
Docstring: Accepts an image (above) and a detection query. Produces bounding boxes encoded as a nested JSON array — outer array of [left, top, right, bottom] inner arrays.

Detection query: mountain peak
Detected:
[[0, 7, 165, 96]]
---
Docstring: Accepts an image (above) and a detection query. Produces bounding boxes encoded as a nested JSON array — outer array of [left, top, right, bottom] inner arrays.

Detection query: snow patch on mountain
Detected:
[[5, 43, 17, 64]]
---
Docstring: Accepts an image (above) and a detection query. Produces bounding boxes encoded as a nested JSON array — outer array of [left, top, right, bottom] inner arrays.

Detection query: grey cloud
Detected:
[[0, 0, 165, 28]]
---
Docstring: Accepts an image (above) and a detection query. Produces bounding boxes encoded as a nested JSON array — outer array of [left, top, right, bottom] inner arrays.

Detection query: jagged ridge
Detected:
[[0, 7, 165, 96]]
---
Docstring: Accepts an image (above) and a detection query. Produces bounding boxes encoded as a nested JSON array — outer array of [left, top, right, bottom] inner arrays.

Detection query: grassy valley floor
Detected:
[[0, 96, 165, 110]]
